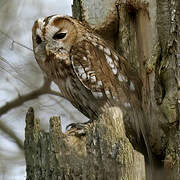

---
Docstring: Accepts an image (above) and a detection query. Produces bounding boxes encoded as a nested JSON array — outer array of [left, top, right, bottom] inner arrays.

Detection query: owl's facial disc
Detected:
[[32, 17, 46, 48], [32, 15, 78, 59], [36, 34, 42, 44]]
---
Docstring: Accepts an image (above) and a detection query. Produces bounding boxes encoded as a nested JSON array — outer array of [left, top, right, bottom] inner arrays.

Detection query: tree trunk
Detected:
[[25, 107, 145, 180], [25, 0, 180, 179]]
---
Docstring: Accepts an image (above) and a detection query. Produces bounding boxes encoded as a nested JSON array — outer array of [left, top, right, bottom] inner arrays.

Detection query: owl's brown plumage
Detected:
[[32, 15, 142, 121], [32, 15, 153, 166]]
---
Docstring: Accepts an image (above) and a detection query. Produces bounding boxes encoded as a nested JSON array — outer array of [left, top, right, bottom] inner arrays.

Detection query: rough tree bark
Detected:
[[25, 107, 145, 180], [25, 0, 180, 179]]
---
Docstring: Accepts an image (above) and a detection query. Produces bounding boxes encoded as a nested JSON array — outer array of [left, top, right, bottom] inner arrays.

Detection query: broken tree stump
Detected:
[[24, 107, 145, 180]]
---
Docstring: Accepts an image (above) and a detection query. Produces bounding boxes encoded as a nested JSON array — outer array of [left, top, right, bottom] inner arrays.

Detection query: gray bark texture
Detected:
[[25, 0, 180, 179], [25, 107, 145, 180]]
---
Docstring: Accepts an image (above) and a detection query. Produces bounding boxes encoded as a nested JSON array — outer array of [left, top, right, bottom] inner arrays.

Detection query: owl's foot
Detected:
[[66, 120, 93, 136], [66, 120, 92, 130]]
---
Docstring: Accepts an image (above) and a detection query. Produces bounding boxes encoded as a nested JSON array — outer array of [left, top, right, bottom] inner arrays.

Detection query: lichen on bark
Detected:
[[24, 107, 145, 180]]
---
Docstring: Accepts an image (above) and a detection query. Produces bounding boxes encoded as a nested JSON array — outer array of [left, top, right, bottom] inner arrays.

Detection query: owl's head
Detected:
[[32, 15, 79, 63]]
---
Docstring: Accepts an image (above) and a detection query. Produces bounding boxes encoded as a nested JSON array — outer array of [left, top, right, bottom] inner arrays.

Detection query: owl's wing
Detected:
[[70, 39, 129, 99], [70, 38, 147, 153]]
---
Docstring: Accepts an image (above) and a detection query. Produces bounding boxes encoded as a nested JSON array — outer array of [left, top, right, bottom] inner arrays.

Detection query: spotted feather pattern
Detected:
[[32, 15, 142, 116], [70, 37, 130, 101], [32, 15, 150, 161]]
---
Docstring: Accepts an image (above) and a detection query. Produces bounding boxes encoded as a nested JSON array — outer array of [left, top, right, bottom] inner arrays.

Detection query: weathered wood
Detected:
[[72, 0, 118, 44], [25, 107, 145, 180]]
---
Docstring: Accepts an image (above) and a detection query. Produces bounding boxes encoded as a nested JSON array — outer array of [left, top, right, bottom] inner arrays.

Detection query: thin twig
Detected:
[[49, 96, 79, 123], [0, 78, 64, 117], [0, 30, 33, 51], [0, 56, 33, 88], [0, 121, 24, 150]]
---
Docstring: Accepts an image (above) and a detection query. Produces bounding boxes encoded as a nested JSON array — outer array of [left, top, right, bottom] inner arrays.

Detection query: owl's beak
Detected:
[[45, 44, 50, 56]]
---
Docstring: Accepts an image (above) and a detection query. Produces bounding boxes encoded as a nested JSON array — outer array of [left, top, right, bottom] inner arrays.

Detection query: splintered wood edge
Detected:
[[25, 107, 126, 153], [25, 107, 145, 178]]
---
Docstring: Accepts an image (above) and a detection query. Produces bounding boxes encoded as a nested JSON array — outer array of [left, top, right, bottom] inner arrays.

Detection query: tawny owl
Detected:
[[32, 15, 142, 124]]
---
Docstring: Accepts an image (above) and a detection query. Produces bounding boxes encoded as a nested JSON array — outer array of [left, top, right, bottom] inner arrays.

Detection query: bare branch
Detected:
[[0, 55, 34, 88], [0, 120, 24, 150], [0, 30, 33, 51], [46, 89, 64, 97], [49, 96, 79, 123], [0, 78, 64, 117]]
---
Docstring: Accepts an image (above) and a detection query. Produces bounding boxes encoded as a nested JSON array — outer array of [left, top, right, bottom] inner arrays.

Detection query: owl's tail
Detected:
[[125, 74, 153, 179]]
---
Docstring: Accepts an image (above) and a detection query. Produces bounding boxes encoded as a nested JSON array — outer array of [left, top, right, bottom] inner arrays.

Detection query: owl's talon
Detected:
[[66, 122, 90, 130], [66, 122, 93, 137]]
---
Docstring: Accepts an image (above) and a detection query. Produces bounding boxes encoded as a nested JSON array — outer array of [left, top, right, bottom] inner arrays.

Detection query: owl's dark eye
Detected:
[[53, 32, 66, 40], [36, 35, 42, 44]]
